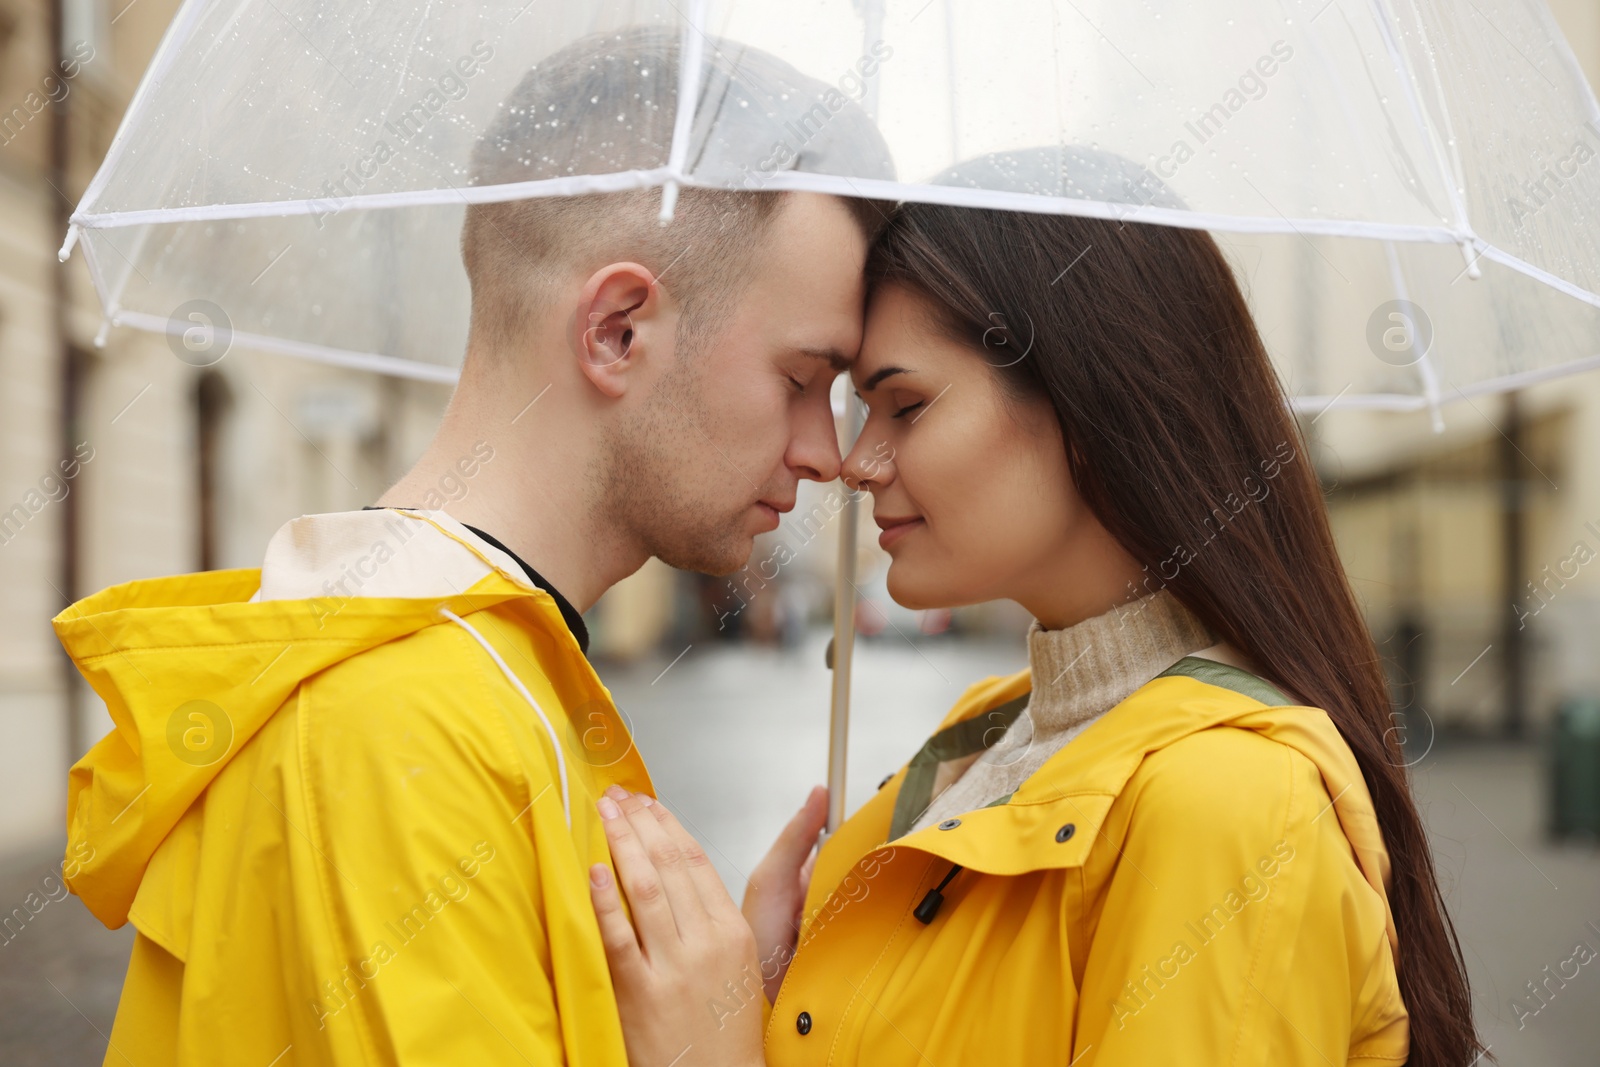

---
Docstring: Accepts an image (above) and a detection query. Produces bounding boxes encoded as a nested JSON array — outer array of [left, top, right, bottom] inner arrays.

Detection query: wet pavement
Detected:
[[2, 630, 1595, 1064], [0, 843, 132, 1065]]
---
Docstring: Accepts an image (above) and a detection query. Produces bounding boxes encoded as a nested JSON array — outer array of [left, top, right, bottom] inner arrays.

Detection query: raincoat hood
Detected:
[[54, 508, 546, 929]]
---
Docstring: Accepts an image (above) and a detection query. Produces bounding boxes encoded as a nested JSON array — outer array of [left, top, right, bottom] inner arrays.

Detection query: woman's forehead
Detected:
[[857, 287, 976, 386], [855, 289, 928, 375]]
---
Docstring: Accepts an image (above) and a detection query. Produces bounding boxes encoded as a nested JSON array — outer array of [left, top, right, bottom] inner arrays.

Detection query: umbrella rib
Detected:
[[661, 0, 712, 200]]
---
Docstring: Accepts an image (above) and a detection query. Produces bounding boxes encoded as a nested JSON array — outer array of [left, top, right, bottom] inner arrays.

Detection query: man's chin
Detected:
[[658, 532, 753, 578]]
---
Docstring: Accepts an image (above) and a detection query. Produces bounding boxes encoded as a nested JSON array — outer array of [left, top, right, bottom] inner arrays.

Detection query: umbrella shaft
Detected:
[[827, 408, 863, 833], [827, 494, 857, 833]]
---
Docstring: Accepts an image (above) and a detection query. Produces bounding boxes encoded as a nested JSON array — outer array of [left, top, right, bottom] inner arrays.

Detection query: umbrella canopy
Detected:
[[63, 0, 1600, 826], [65, 0, 1600, 415]]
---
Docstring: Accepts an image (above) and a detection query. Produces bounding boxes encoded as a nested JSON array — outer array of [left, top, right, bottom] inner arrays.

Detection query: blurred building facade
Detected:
[[0, 0, 452, 852], [1306, 6, 1600, 741], [2, 0, 1599, 861]]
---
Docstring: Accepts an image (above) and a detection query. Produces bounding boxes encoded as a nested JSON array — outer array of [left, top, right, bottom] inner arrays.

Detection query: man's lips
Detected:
[[753, 499, 793, 529]]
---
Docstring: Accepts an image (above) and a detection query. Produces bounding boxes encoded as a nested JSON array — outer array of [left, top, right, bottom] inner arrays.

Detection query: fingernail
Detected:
[[590, 864, 612, 888], [597, 796, 621, 820], [638, 794, 655, 807], [604, 784, 628, 801]]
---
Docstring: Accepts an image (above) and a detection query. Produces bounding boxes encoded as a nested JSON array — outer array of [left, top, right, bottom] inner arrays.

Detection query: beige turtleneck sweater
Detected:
[[909, 588, 1217, 833]]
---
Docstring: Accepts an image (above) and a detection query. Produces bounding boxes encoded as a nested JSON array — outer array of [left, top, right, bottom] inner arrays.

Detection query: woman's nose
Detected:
[[841, 434, 892, 492]]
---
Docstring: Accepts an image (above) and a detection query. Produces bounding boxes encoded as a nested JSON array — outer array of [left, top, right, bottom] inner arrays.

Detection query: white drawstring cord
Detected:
[[438, 607, 571, 830]]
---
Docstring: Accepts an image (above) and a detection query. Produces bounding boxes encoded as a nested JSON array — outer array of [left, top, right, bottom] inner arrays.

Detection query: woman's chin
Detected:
[[885, 565, 959, 613]]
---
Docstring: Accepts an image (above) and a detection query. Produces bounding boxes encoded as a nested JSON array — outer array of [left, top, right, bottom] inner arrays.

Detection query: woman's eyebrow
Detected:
[[859, 366, 909, 392]]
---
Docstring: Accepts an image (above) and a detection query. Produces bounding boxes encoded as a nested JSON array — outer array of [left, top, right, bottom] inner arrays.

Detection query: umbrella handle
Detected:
[[826, 405, 864, 835]]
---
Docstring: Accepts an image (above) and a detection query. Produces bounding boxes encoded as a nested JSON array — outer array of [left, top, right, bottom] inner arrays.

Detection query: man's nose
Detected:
[[790, 403, 844, 484]]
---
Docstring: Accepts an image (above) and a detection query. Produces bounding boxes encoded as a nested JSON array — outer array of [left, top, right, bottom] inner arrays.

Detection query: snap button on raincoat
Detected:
[[767, 664, 1408, 1066], [55, 508, 651, 1066]]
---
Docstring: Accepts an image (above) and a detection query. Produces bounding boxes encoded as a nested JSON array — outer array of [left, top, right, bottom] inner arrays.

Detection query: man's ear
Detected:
[[571, 262, 667, 398]]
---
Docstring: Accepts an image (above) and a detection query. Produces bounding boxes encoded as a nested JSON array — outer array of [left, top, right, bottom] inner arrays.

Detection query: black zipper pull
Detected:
[[913, 864, 964, 924]]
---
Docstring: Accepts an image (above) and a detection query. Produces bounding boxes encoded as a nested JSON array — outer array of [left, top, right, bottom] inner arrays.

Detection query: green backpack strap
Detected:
[[1156, 655, 1290, 706], [885, 658, 1287, 841], [888, 692, 1030, 840]]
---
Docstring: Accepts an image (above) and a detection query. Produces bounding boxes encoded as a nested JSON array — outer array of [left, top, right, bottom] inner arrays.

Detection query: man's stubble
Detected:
[[595, 352, 756, 578]]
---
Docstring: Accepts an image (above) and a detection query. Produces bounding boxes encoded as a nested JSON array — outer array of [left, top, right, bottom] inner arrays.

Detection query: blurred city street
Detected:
[[4, 629, 1597, 1065], [5, 0, 1600, 1061]]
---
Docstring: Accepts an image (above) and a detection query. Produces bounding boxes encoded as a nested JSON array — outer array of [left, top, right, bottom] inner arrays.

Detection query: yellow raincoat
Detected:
[[55, 508, 650, 1066], [767, 662, 1409, 1066]]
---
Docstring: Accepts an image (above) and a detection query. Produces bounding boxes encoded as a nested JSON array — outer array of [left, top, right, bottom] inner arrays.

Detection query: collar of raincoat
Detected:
[[845, 668, 1401, 968], [53, 507, 587, 929]]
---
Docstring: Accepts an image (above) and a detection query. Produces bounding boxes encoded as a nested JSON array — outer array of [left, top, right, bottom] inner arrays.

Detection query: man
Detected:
[[55, 27, 890, 1065]]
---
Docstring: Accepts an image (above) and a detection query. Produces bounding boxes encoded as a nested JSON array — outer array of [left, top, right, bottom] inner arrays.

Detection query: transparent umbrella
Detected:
[[63, 0, 1600, 825]]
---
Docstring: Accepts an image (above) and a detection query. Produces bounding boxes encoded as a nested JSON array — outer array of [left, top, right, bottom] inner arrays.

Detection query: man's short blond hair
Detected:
[[461, 27, 892, 359]]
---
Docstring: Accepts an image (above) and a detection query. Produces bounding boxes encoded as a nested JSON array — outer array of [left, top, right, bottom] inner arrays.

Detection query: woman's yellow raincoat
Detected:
[[55, 508, 650, 1066], [766, 663, 1409, 1066]]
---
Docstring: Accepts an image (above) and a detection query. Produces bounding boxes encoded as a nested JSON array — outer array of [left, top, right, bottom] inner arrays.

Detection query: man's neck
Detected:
[[375, 381, 645, 613]]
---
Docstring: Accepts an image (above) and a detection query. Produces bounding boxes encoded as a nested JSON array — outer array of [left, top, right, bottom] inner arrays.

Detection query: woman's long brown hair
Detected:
[[868, 201, 1483, 1066]]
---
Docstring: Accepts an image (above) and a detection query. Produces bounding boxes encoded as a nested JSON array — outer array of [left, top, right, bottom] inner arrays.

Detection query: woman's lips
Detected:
[[876, 517, 924, 550]]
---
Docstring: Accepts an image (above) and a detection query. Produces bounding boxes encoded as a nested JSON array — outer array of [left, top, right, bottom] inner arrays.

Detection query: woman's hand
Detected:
[[741, 786, 827, 1004], [589, 786, 766, 1067]]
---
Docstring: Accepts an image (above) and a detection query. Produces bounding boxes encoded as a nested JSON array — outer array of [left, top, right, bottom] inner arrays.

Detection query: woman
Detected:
[[587, 153, 1483, 1066]]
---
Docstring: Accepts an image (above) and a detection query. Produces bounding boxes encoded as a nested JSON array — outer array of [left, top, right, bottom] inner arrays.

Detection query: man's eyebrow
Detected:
[[859, 366, 908, 392], [797, 347, 852, 373]]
